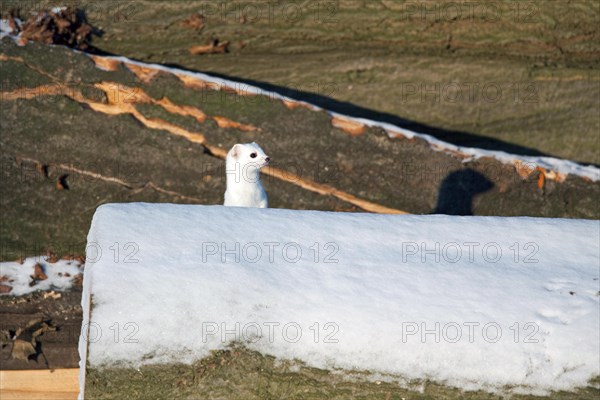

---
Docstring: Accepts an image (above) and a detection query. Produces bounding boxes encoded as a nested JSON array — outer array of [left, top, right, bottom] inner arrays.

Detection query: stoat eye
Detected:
[[250, 153, 257, 158]]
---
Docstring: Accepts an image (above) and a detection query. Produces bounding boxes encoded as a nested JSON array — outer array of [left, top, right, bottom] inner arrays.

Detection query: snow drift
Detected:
[[79, 203, 599, 397]]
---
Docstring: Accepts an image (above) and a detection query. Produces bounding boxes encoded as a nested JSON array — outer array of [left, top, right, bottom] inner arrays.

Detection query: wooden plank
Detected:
[[0, 369, 79, 400]]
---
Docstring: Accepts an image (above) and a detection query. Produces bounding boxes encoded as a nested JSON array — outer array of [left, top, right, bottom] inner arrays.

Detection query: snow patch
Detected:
[[0, 256, 83, 296], [0, 18, 20, 39]]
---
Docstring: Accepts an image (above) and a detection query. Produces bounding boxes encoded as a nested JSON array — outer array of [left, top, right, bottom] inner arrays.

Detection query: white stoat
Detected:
[[223, 142, 270, 208]]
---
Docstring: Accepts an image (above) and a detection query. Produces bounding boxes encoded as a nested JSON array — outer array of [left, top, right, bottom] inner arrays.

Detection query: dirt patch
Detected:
[[0, 288, 82, 370]]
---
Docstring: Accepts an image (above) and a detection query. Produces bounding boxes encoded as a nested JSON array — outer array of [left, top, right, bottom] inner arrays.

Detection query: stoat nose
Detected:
[[265, 157, 270, 163]]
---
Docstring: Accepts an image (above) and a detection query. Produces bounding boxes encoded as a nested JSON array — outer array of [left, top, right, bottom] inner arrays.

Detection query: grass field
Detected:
[[85, 345, 600, 400], [76, 0, 600, 165]]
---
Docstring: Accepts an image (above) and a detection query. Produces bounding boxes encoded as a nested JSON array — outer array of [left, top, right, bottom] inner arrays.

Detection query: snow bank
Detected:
[[79, 203, 599, 396]]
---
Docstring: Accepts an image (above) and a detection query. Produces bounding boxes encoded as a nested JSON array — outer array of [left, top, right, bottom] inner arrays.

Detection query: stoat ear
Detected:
[[230, 144, 241, 159]]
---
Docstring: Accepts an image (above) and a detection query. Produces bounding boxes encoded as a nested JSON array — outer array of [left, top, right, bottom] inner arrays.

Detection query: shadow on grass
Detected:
[[433, 169, 494, 215]]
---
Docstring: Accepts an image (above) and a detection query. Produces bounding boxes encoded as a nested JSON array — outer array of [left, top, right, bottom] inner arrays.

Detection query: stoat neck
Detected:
[[226, 161, 262, 189]]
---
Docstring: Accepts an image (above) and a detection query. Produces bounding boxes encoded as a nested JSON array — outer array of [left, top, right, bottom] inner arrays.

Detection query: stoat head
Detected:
[[227, 142, 270, 169]]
